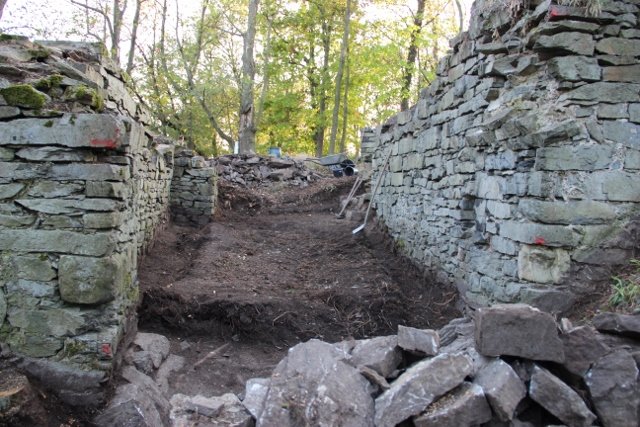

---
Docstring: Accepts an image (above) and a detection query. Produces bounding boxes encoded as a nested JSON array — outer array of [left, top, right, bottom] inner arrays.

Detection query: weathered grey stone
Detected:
[[631, 103, 640, 123], [15, 147, 97, 162], [413, 382, 492, 427], [397, 325, 439, 356], [0, 183, 24, 199], [58, 254, 125, 304], [243, 378, 270, 420], [350, 335, 402, 378], [597, 103, 628, 119], [518, 245, 570, 284], [0, 230, 115, 256], [374, 353, 473, 427], [601, 120, 639, 148], [126, 350, 155, 375], [529, 365, 596, 427], [0, 288, 6, 329], [500, 221, 582, 247], [585, 349, 640, 427], [0, 147, 13, 161], [518, 199, 616, 225], [8, 306, 84, 337], [565, 82, 640, 103], [94, 383, 166, 427], [596, 37, 640, 56], [535, 145, 613, 171], [257, 339, 374, 427], [603, 65, 640, 83], [50, 163, 130, 181], [15, 198, 120, 215], [475, 304, 564, 362], [0, 114, 127, 149], [18, 358, 106, 406], [602, 171, 640, 201], [547, 56, 601, 82], [474, 359, 526, 422], [560, 325, 610, 377], [155, 354, 185, 395], [534, 32, 595, 55], [133, 332, 170, 369], [592, 312, 640, 339], [0, 105, 21, 119], [83, 212, 125, 229], [85, 182, 130, 199], [26, 182, 84, 198], [171, 393, 253, 427]]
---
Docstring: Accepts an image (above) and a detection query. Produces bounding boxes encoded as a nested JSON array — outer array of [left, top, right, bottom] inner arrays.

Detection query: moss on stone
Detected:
[[0, 84, 48, 109], [64, 84, 105, 111], [28, 47, 51, 60], [34, 74, 65, 91]]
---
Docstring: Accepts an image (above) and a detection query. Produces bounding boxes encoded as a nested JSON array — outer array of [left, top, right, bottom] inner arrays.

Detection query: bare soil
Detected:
[[137, 176, 461, 397]]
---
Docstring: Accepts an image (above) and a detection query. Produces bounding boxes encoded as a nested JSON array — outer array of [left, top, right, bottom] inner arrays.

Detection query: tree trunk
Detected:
[[0, 0, 8, 22], [338, 56, 350, 154], [400, 0, 426, 112], [255, 13, 272, 129], [328, 0, 351, 155], [111, 0, 127, 61], [238, 0, 260, 154], [312, 18, 331, 158], [454, 0, 464, 34], [126, 0, 143, 75]]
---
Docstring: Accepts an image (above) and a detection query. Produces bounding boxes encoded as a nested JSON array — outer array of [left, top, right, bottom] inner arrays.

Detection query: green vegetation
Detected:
[[28, 47, 51, 60], [0, 84, 48, 109], [608, 259, 640, 313], [64, 84, 104, 111], [34, 74, 65, 91]]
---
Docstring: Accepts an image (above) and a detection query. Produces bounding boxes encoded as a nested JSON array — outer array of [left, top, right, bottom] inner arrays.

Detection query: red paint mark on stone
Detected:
[[91, 138, 117, 149], [100, 343, 112, 358], [549, 6, 561, 18], [534, 236, 546, 245]]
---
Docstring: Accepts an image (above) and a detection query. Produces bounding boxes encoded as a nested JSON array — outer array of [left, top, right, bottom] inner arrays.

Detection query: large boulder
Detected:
[[374, 352, 473, 427], [473, 358, 526, 421], [585, 349, 640, 427], [397, 325, 440, 356], [559, 325, 610, 377], [412, 382, 492, 427], [474, 304, 564, 362], [257, 340, 374, 427]]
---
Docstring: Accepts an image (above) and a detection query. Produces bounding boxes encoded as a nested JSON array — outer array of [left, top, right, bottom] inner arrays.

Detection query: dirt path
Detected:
[[137, 176, 460, 397]]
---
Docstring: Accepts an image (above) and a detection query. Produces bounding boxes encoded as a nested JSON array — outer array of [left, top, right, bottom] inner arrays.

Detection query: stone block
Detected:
[[535, 145, 613, 171], [350, 335, 402, 378], [597, 103, 628, 119], [473, 359, 526, 421], [601, 120, 639, 148], [8, 307, 84, 337], [602, 171, 640, 201], [592, 312, 640, 339], [475, 304, 564, 362], [243, 378, 270, 419], [491, 236, 519, 255], [50, 163, 130, 181], [85, 181, 130, 199], [585, 349, 640, 427], [559, 325, 610, 377], [0, 288, 5, 329], [499, 221, 582, 247], [547, 56, 601, 82], [596, 37, 640, 56], [603, 64, 640, 83], [397, 325, 439, 355], [518, 245, 570, 284], [15, 147, 96, 162], [565, 82, 640, 103], [11, 254, 56, 281], [26, 182, 84, 198], [375, 353, 473, 427], [0, 114, 126, 149], [15, 198, 120, 215], [58, 254, 126, 304], [518, 199, 616, 225], [0, 230, 115, 256], [0, 183, 24, 199], [0, 146, 13, 161], [413, 382, 492, 427], [630, 103, 640, 123], [534, 32, 595, 55], [529, 365, 596, 426]]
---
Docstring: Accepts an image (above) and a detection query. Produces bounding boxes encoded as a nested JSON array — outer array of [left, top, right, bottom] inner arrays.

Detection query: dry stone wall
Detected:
[[367, 0, 640, 313], [170, 149, 217, 226], [0, 36, 215, 404]]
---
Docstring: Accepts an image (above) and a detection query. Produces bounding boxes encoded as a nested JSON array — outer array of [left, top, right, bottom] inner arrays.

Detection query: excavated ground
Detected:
[[137, 176, 461, 397]]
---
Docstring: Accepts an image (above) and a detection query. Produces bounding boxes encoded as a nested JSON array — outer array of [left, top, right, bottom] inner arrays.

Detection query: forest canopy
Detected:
[[1, 0, 468, 157]]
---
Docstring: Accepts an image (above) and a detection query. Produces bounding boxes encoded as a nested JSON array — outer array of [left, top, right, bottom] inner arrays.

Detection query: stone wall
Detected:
[[367, 0, 640, 313], [170, 149, 217, 226], [0, 36, 216, 404]]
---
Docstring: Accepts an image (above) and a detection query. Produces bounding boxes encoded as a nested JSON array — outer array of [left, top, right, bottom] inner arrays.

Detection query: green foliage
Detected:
[[609, 259, 640, 312], [0, 84, 47, 109], [34, 74, 64, 91], [64, 84, 104, 111]]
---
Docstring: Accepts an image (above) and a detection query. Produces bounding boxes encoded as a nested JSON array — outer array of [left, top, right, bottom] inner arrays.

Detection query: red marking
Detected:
[[534, 236, 546, 245], [549, 6, 561, 18], [91, 138, 118, 149], [100, 343, 113, 358]]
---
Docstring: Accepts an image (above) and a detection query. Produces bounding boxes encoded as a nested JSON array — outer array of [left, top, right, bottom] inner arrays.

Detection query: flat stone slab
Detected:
[[475, 304, 565, 362], [592, 312, 640, 339], [529, 365, 596, 427], [413, 382, 492, 427], [349, 335, 402, 377], [242, 378, 270, 420], [374, 352, 473, 427], [559, 325, 610, 377]]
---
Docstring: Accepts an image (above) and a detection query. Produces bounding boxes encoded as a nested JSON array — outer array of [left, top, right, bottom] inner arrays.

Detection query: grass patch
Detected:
[[608, 259, 640, 313]]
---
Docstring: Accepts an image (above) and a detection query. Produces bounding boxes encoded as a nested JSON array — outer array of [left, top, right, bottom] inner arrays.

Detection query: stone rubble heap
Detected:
[[89, 305, 639, 427], [366, 0, 640, 314], [212, 154, 325, 188]]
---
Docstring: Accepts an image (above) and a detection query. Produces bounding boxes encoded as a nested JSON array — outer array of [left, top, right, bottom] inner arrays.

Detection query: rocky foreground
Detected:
[[87, 304, 639, 427]]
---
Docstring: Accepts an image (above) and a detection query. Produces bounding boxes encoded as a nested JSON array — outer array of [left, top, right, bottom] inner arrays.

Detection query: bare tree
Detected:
[[126, 0, 143, 74], [328, 0, 351, 155], [69, 0, 127, 61], [238, 0, 260, 154]]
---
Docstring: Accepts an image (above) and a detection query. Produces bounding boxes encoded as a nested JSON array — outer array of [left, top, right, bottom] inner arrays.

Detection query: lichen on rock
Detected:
[[0, 84, 48, 109]]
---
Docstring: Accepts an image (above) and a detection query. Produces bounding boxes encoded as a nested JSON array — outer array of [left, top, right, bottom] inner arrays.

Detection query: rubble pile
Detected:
[[85, 305, 639, 426], [212, 154, 326, 188]]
